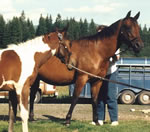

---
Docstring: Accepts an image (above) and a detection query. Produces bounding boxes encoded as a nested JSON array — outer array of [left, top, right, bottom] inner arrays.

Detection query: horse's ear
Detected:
[[134, 12, 140, 20], [125, 11, 131, 18]]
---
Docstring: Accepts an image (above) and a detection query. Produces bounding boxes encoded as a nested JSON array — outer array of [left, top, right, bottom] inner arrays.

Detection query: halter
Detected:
[[58, 32, 63, 41], [119, 19, 139, 52], [56, 32, 69, 63], [116, 20, 138, 57]]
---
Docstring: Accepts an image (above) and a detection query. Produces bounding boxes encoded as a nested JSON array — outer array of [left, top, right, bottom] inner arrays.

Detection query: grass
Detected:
[[56, 86, 70, 98], [0, 120, 150, 132], [1, 86, 150, 132]]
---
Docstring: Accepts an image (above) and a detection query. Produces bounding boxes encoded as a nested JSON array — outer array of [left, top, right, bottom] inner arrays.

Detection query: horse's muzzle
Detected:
[[132, 41, 144, 53]]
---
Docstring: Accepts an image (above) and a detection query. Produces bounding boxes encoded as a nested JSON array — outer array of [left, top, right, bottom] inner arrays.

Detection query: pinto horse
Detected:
[[0, 35, 59, 132], [56, 11, 144, 125]]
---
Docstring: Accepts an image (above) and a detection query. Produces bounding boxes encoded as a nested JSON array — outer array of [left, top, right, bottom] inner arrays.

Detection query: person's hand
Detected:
[[112, 55, 117, 63]]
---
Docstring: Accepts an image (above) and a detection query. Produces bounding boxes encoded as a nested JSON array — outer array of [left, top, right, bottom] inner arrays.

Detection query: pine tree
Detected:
[[9, 17, 22, 44], [45, 15, 53, 33], [0, 14, 6, 48], [88, 19, 97, 36], [70, 18, 80, 40], [36, 14, 46, 36], [54, 14, 64, 30], [19, 11, 29, 41], [143, 24, 148, 33], [67, 18, 76, 40], [27, 19, 35, 39], [79, 18, 88, 38], [2, 23, 11, 46], [73, 20, 80, 40]]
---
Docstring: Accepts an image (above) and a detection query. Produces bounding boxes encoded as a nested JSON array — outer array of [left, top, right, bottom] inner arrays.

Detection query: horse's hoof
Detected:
[[65, 123, 70, 126], [64, 120, 70, 126], [29, 118, 35, 122]]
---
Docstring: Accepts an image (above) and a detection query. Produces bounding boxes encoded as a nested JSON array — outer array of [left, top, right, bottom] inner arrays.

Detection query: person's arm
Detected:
[[110, 49, 120, 63]]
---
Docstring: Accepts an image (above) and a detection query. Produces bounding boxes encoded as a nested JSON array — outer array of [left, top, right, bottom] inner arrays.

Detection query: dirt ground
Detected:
[[0, 103, 150, 122]]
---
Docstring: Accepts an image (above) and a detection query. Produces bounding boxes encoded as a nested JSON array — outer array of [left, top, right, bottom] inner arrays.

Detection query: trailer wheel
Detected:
[[34, 90, 41, 103], [119, 90, 135, 104], [137, 91, 150, 105]]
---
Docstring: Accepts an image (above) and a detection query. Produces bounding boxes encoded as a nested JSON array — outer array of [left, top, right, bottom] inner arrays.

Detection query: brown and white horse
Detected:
[[0, 35, 59, 132], [56, 11, 144, 125]]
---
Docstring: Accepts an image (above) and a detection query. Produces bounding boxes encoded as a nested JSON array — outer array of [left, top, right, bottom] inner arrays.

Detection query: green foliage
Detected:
[[2, 23, 11, 46], [0, 11, 150, 58], [36, 14, 47, 36], [9, 17, 22, 43], [67, 18, 81, 40], [45, 15, 53, 33], [27, 19, 36, 39], [79, 18, 89, 38], [0, 120, 150, 132], [54, 14, 62, 29], [0, 11, 36, 48], [0, 14, 6, 47], [88, 19, 97, 36]]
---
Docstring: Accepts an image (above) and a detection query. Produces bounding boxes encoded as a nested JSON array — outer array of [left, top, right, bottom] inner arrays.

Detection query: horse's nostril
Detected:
[[135, 43, 140, 48]]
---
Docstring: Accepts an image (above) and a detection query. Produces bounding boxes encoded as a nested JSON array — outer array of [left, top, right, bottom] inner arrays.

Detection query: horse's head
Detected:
[[42, 27, 68, 56], [56, 39, 73, 66], [120, 11, 144, 53]]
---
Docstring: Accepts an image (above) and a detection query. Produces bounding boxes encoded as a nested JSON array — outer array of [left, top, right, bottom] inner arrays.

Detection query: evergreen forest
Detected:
[[0, 11, 150, 57]]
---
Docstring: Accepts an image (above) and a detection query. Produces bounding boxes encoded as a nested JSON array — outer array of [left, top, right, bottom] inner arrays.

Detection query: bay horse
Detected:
[[0, 34, 59, 132], [28, 24, 109, 122], [56, 11, 144, 125]]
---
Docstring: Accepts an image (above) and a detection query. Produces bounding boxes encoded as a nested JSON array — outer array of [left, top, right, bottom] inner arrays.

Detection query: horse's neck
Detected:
[[101, 20, 122, 59]]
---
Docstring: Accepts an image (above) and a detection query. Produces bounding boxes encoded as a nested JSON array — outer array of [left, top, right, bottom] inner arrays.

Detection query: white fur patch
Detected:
[[0, 36, 56, 132], [0, 75, 16, 89], [0, 36, 52, 94], [51, 49, 56, 55], [20, 103, 29, 132]]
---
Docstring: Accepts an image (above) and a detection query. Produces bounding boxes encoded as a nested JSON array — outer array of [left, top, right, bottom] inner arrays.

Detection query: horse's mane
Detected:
[[98, 20, 121, 39], [78, 19, 121, 42]]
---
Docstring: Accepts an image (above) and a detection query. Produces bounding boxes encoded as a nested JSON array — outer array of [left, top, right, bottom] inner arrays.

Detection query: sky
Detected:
[[0, 0, 150, 28]]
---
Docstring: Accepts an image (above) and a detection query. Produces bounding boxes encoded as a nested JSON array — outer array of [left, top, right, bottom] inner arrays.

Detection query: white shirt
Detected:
[[107, 49, 120, 75]]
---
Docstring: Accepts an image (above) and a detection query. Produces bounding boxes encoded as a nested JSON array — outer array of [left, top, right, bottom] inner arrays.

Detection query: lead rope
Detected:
[[67, 63, 149, 91]]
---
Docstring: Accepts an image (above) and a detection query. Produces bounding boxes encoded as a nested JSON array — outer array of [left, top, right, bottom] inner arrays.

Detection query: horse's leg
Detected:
[[90, 80, 103, 124], [29, 77, 40, 121], [19, 84, 31, 132], [8, 91, 18, 132], [66, 74, 88, 125]]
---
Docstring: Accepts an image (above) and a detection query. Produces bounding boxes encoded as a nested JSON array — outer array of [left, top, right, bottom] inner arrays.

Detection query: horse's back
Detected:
[[0, 50, 21, 89]]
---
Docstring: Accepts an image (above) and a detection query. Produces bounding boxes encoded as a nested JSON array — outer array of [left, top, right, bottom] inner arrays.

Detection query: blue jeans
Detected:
[[97, 71, 118, 122]]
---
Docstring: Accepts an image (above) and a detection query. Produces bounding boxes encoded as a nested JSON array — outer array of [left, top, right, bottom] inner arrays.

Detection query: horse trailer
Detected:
[[69, 58, 150, 105]]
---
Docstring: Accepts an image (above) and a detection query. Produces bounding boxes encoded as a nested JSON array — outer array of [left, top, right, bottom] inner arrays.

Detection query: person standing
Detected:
[[96, 49, 120, 126], [90, 25, 120, 126]]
